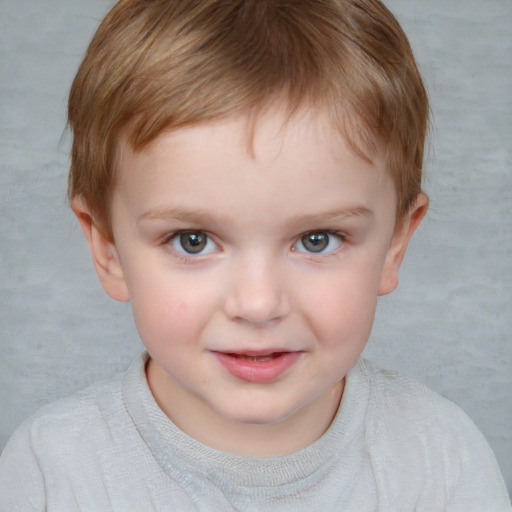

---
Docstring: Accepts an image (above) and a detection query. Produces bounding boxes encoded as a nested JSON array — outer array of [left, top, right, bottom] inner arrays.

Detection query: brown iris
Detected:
[[300, 232, 330, 253], [179, 231, 208, 254]]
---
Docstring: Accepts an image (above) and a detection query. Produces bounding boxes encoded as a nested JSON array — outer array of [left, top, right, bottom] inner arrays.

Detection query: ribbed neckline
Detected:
[[122, 353, 370, 494]]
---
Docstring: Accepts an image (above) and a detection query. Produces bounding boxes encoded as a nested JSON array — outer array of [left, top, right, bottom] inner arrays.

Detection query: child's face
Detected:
[[78, 106, 425, 453]]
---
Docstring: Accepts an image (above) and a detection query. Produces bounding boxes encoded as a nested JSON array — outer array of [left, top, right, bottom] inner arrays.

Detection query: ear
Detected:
[[378, 193, 428, 296], [71, 197, 130, 302]]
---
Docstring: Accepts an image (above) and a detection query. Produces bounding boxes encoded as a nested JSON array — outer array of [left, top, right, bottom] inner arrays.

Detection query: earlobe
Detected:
[[378, 193, 429, 296], [71, 197, 130, 302]]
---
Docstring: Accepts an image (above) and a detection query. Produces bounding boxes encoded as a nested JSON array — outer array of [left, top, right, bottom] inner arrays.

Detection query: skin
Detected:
[[73, 106, 427, 457]]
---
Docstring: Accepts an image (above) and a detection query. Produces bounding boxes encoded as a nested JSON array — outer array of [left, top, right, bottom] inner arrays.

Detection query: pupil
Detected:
[[180, 231, 207, 253], [303, 232, 328, 252]]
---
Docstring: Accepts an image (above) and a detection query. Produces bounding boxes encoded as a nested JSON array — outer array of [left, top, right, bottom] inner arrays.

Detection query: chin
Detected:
[[219, 403, 296, 428]]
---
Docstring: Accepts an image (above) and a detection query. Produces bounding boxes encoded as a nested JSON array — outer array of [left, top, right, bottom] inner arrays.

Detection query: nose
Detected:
[[222, 256, 290, 326]]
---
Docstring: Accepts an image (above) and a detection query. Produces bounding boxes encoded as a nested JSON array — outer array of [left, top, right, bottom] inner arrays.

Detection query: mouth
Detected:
[[226, 352, 284, 362], [212, 350, 301, 383]]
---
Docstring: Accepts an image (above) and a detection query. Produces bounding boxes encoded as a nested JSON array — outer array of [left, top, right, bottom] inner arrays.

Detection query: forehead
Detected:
[[119, 105, 383, 176], [112, 107, 396, 232]]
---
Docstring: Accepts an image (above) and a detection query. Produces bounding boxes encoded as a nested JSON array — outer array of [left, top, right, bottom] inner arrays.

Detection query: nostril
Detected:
[[223, 283, 288, 325]]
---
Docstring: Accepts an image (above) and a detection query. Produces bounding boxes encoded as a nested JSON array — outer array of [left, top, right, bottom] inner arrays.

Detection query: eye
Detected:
[[293, 231, 343, 254], [170, 230, 218, 255]]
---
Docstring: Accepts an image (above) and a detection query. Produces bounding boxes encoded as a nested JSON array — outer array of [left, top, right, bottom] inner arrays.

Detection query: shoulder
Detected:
[[0, 366, 129, 508], [352, 358, 511, 508], [1, 369, 126, 459], [356, 358, 470, 427], [0, 353, 197, 510], [16, 369, 126, 450], [0, 364, 133, 482], [0, 355, 153, 510], [355, 357, 491, 454]]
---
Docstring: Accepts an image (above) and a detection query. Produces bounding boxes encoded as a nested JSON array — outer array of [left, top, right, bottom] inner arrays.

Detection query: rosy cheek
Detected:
[[177, 301, 191, 316]]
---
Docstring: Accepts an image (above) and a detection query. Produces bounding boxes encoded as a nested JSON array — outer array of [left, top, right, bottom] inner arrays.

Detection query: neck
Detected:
[[146, 358, 344, 457]]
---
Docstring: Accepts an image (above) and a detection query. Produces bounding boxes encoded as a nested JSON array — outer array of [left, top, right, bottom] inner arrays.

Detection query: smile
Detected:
[[212, 351, 302, 383], [229, 353, 281, 362]]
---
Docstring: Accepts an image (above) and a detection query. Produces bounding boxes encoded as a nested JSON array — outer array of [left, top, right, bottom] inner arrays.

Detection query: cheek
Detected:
[[299, 262, 382, 343], [315, 286, 377, 340], [128, 272, 215, 347]]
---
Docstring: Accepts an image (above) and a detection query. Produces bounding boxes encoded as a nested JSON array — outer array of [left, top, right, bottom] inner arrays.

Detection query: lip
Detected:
[[212, 350, 302, 383]]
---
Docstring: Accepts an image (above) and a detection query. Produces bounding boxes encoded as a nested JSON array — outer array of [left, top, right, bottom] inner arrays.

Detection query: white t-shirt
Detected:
[[0, 353, 510, 511]]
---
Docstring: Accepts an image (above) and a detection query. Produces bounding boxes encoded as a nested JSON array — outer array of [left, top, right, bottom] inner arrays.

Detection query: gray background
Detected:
[[1, 0, 511, 497]]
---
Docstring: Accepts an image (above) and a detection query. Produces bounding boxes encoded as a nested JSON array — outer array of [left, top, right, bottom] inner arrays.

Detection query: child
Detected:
[[1, 0, 509, 509]]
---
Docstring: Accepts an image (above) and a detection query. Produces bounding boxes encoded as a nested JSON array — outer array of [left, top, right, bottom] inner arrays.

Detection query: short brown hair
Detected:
[[68, 0, 428, 239]]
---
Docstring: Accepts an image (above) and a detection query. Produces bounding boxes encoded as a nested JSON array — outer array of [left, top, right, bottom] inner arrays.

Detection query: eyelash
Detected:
[[161, 229, 347, 262]]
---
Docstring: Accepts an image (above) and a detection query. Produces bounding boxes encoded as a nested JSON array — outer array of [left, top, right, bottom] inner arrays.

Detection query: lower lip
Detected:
[[213, 352, 301, 383]]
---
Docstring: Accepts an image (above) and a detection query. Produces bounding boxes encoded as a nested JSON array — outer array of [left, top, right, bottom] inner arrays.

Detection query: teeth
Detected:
[[233, 354, 277, 362]]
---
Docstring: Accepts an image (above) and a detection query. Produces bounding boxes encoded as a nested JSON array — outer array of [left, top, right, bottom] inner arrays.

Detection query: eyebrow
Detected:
[[289, 206, 373, 226], [138, 205, 373, 227], [138, 207, 234, 225]]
